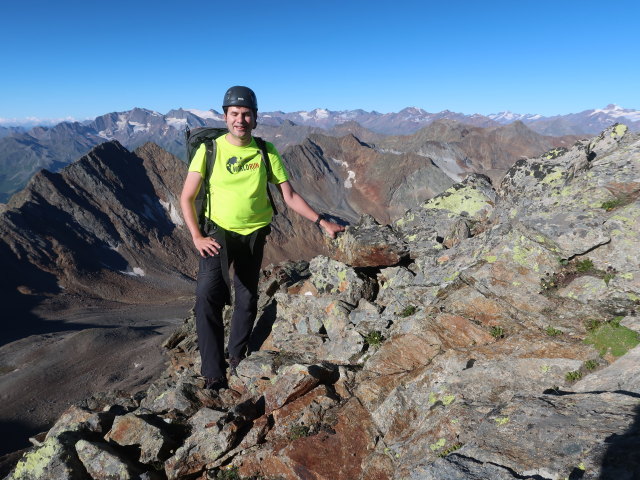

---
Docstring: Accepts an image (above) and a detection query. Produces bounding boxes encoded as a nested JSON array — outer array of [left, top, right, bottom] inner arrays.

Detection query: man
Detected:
[[180, 86, 344, 391]]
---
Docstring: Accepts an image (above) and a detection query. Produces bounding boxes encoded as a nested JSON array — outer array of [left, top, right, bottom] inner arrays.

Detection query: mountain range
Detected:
[[1, 101, 620, 203]]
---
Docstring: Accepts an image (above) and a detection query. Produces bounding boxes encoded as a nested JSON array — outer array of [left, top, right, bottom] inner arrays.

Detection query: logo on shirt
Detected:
[[226, 156, 261, 174]]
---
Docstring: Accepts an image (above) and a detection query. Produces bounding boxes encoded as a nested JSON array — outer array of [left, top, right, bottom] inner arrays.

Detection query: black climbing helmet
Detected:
[[222, 86, 258, 111]]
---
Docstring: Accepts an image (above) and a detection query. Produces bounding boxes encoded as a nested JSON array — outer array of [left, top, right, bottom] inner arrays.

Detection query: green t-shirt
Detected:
[[188, 134, 289, 235]]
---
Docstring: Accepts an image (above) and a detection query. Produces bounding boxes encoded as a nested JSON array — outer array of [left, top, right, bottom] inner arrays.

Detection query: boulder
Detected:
[[105, 413, 177, 464], [329, 214, 409, 267], [75, 440, 143, 480]]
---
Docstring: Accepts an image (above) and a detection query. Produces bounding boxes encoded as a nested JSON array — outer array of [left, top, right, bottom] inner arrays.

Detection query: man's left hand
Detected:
[[320, 220, 345, 239]]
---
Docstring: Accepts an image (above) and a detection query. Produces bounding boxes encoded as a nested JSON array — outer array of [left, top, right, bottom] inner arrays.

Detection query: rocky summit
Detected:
[[5, 124, 640, 479]]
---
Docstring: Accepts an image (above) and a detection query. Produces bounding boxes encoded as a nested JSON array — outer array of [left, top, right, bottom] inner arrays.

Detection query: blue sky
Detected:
[[1, 0, 638, 123]]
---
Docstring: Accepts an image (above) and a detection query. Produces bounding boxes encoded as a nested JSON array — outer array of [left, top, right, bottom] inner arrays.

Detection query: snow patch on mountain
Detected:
[[160, 199, 184, 226], [129, 121, 149, 133], [122, 267, 145, 277], [331, 158, 356, 188], [116, 115, 128, 131], [186, 109, 221, 120], [590, 104, 640, 122], [167, 118, 187, 129], [488, 111, 543, 123]]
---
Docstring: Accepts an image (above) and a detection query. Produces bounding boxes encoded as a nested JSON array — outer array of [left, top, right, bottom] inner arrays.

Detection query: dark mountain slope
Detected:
[[0, 141, 195, 308]]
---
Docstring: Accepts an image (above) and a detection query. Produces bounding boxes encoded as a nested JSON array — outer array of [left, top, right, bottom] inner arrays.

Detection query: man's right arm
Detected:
[[180, 171, 221, 257]]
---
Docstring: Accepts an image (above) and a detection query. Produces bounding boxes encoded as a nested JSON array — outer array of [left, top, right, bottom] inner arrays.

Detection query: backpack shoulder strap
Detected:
[[254, 136, 278, 216], [185, 127, 224, 233], [202, 138, 216, 227]]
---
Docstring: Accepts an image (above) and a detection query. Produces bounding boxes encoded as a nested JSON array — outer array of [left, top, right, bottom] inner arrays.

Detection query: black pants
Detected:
[[195, 226, 268, 378]]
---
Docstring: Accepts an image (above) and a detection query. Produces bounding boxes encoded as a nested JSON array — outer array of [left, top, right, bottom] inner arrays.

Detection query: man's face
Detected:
[[224, 106, 256, 143]]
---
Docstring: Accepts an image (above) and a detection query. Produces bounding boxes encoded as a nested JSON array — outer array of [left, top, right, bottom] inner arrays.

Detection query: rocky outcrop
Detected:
[[6, 125, 640, 479]]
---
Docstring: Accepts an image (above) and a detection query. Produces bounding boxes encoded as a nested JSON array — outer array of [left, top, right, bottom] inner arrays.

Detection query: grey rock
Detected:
[[309, 255, 376, 306], [45, 405, 113, 440], [164, 411, 236, 480], [105, 412, 176, 464], [75, 439, 143, 480], [139, 375, 201, 416]]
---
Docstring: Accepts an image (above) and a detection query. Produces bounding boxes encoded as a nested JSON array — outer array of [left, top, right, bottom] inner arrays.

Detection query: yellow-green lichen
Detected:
[[545, 148, 565, 159], [612, 124, 628, 137], [444, 271, 460, 282], [429, 438, 446, 451], [12, 438, 62, 478], [494, 416, 510, 426], [628, 293, 640, 302], [540, 168, 564, 186], [512, 245, 539, 272], [485, 255, 498, 263], [620, 273, 633, 280], [424, 186, 491, 218], [442, 394, 456, 405], [428, 392, 438, 405], [611, 214, 632, 225]]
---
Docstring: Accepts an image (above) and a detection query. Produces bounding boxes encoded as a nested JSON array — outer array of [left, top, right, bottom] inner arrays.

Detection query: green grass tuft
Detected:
[[399, 305, 417, 317], [584, 320, 640, 358], [545, 326, 563, 336], [215, 466, 241, 480], [575, 259, 594, 272], [584, 359, 599, 371], [565, 370, 582, 382], [490, 326, 505, 339], [288, 424, 311, 441], [601, 198, 623, 211], [584, 319, 602, 332], [438, 442, 463, 457], [364, 331, 384, 348]]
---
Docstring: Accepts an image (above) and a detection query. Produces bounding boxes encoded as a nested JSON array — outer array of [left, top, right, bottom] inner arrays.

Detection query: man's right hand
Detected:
[[193, 235, 221, 257]]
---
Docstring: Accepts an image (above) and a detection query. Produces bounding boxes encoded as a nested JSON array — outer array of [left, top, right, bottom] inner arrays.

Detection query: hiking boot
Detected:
[[229, 357, 242, 377], [204, 376, 228, 391]]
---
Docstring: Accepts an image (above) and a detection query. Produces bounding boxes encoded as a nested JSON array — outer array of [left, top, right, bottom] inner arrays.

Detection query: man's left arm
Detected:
[[276, 181, 344, 239]]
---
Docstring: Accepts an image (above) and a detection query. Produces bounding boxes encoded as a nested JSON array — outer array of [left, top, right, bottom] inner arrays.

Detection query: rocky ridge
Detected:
[[0, 141, 195, 306], [6, 124, 640, 479]]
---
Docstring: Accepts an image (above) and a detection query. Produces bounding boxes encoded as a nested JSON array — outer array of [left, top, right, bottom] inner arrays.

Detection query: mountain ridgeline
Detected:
[[1, 103, 637, 202]]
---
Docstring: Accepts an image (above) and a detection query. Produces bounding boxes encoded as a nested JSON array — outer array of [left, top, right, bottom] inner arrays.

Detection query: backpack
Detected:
[[184, 126, 277, 235]]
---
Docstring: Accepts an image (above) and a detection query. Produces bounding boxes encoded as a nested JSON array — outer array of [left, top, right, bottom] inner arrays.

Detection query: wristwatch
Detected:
[[314, 213, 326, 228]]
